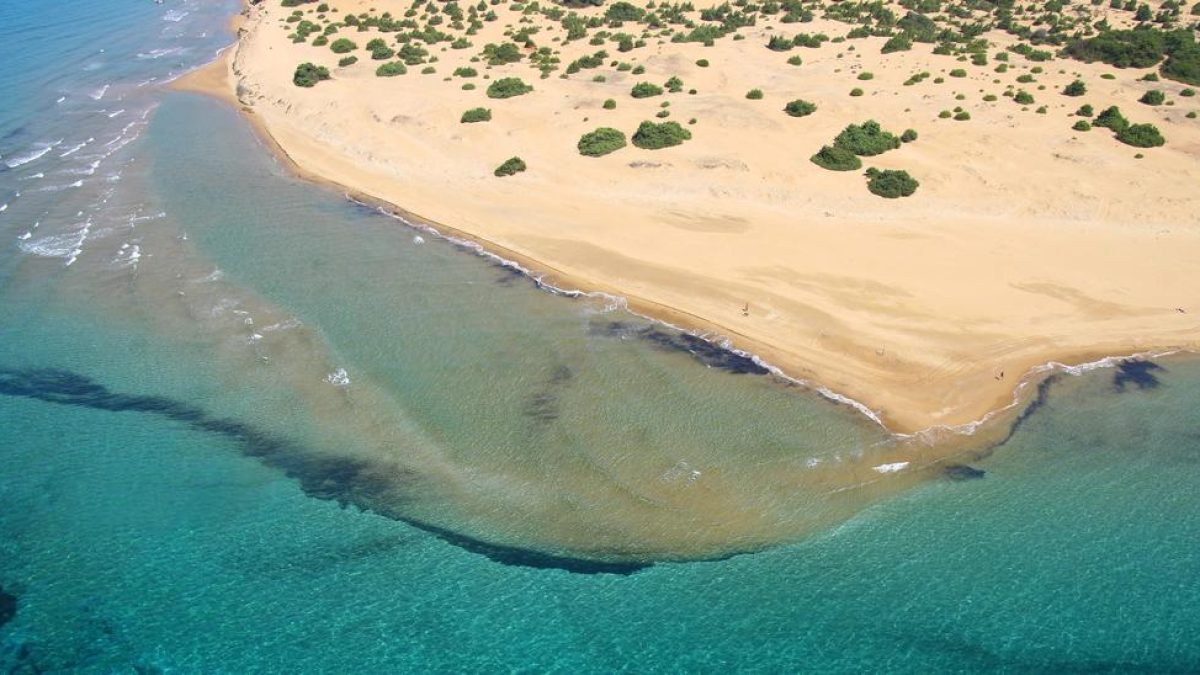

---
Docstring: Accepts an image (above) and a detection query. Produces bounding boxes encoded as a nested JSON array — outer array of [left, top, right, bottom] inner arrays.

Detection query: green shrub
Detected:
[[376, 62, 407, 77], [1014, 90, 1035, 104], [1116, 122, 1165, 146], [810, 144, 862, 171], [1181, 88, 1196, 96], [454, 66, 478, 77], [632, 64, 646, 75], [577, 127, 627, 156], [1077, 103, 1095, 116], [462, 83, 476, 90], [487, 77, 533, 98], [494, 156, 527, 177], [1063, 79, 1087, 96], [1139, 89, 1166, 104], [631, 120, 692, 149], [857, 72, 875, 80], [881, 34, 913, 54], [461, 107, 492, 123], [767, 34, 793, 51], [850, 87, 864, 96], [746, 88, 764, 100], [338, 55, 358, 67], [330, 38, 357, 54], [865, 168, 919, 198], [901, 128, 918, 142], [1141, 72, 1160, 82], [949, 68, 967, 78], [696, 58, 710, 67], [1094, 105, 1130, 131], [421, 66, 436, 75], [983, 94, 998, 101], [603, 98, 616, 109], [631, 82, 664, 98], [293, 62, 330, 87], [832, 120, 901, 156], [665, 76, 683, 93], [954, 110, 971, 120], [787, 55, 803, 66], [1016, 73, 1035, 83], [784, 99, 817, 117], [939, 109, 952, 118], [1073, 120, 1092, 131]]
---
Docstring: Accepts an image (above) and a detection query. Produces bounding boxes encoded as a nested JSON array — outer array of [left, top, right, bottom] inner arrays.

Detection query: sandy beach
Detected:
[[177, 0, 1200, 434]]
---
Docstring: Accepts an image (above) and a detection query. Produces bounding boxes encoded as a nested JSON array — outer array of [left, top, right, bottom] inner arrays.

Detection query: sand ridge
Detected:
[[177, 0, 1200, 434]]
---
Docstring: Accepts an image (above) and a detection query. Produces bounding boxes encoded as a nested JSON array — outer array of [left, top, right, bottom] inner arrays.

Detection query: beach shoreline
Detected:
[[171, 1, 1200, 435]]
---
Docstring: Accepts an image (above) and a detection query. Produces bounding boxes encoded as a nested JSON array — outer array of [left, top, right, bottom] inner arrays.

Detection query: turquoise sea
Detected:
[[1, 1, 1198, 671]]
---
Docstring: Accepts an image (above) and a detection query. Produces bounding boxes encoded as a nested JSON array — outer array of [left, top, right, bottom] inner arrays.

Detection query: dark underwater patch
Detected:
[[0, 366, 646, 575], [942, 464, 986, 481], [995, 373, 1060, 448], [594, 321, 769, 375], [1113, 359, 1164, 392], [0, 587, 16, 628], [522, 365, 574, 427]]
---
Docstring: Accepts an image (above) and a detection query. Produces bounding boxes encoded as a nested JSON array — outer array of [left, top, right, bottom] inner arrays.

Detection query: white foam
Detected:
[[17, 232, 30, 241], [107, 109, 126, 119], [325, 368, 351, 387], [56, 96, 67, 104], [90, 84, 110, 101], [137, 47, 187, 60], [872, 461, 910, 474], [413, 235, 425, 244], [5, 141, 62, 169], [163, 9, 189, 22], [59, 139, 93, 158]]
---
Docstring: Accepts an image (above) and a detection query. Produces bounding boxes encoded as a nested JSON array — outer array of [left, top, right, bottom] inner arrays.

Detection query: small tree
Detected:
[[487, 77, 534, 98], [577, 127, 628, 156], [865, 168, 919, 198], [1093, 105, 1129, 131], [1063, 79, 1087, 96], [494, 157, 527, 176], [784, 99, 816, 117]]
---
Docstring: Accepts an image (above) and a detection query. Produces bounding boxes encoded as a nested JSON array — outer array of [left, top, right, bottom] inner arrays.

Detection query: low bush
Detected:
[[857, 72, 875, 80], [696, 59, 709, 67], [1014, 90, 1035, 104], [901, 128, 918, 142], [949, 68, 967, 77], [784, 99, 817, 117], [810, 144, 862, 171], [746, 88, 764, 99], [631, 120, 692, 149], [338, 55, 358, 67], [293, 62, 330, 87], [330, 38, 357, 54], [494, 156, 527, 177], [603, 98, 617, 109], [631, 82, 664, 98], [881, 34, 912, 54], [954, 110, 971, 120], [832, 120, 901, 156], [461, 107, 492, 123], [487, 77, 533, 98], [850, 87, 864, 96], [1139, 89, 1166, 104], [1094, 105, 1130, 131], [577, 127, 627, 156], [865, 168, 919, 198], [1077, 103, 1095, 116], [787, 55, 803, 66], [1063, 79, 1087, 96], [376, 62, 407, 77], [454, 66, 478, 77], [1073, 120, 1092, 131], [1116, 122, 1165, 146]]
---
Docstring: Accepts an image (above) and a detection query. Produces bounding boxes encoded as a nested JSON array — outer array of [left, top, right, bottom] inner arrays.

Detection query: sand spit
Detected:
[[175, 0, 1200, 434]]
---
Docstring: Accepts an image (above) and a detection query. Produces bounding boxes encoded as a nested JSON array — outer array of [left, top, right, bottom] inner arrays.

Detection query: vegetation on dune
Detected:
[[487, 77, 533, 98], [1116, 122, 1166, 147], [330, 38, 357, 54], [376, 62, 407, 77], [1063, 79, 1087, 96], [461, 107, 492, 123], [865, 168, 919, 198], [631, 121, 692, 149], [783, 99, 817, 117], [577, 127, 628, 156], [1094, 105, 1130, 131], [293, 62, 330, 87], [1139, 89, 1166, 105], [494, 156, 527, 177], [631, 82, 664, 98], [810, 145, 862, 171], [832, 120, 902, 156]]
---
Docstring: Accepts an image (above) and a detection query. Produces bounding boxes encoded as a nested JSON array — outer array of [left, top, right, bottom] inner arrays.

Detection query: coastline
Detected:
[[170, 4, 1200, 436]]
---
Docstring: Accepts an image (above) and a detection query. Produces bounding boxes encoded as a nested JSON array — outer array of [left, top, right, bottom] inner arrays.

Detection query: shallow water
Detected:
[[1, 1, 1198, 670]]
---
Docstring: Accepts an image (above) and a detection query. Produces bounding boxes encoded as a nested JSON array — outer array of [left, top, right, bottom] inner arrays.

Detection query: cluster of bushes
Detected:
[[293, 62, 330, 87], [832, 121, 902, 156], [487, 77, 533, 98], [865, 168, 919, 198], [1066, 27, 1200, 85], [631, 121, 692, 149], [1090, 105, 1167, 146], [577, 127, 628, 156], [330, 38, 357, 54], [376, 62, 407, 77], [810, 145, 861, 171]]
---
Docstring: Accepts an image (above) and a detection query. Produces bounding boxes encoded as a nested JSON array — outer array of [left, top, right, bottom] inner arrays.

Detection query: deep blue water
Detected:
[[1, 1, 1198, 671]]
